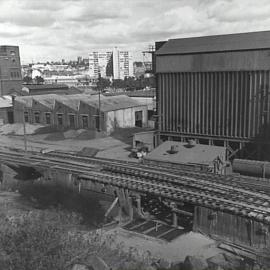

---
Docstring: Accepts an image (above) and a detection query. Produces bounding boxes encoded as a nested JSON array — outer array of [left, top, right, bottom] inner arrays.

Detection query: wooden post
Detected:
[[128, 197, 134, 221], [173, 212, 178, 228], [136, 195, 143, 217]]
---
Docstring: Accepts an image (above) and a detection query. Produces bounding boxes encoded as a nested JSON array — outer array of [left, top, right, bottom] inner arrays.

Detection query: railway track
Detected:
[[44, 150, 270, 193], [1, 149, 270, 224]]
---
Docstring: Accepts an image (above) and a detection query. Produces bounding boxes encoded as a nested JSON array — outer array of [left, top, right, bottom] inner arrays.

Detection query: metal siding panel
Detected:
[[191, 73, 194, 133], [213, 72, 217, 136], [162, 74, 166, 131], [205, 73, 209, 135], [197, 73, 201, 134], [235, 72, 239, 137], [255, 71, 261, 137], [183, 73, 187, 133], [209, 72, 213, 135], [252, 71, 257, 137], [165, 74, 169, 131], [267, 71, 270, 127], [194, 73, 198, 134], [231, 72, 236, 137], [229, 72, 234, 137], [156, 50, 270, 73], [176, 73, 179, 132], [218, 72, 222, 136], [181, 73, 185, 133], [202, 73, 206, 134], [222, 72, 226, 136], [243, 72, 248, 138], [248, 72, 252, 138], [187, 73, 190, 133], [169, 73, 172, 131]]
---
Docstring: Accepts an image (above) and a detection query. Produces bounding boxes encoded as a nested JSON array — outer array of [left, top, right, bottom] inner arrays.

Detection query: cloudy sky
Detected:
[[1, 0, 270, 63]]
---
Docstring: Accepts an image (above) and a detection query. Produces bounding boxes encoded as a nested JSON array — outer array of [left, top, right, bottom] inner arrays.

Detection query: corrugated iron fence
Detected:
[[158, 71, 270, 140], [194, 206, 270, 250]]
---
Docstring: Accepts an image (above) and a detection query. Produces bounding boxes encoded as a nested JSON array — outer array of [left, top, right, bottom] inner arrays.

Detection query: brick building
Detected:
[[0, 46, 22, 96]]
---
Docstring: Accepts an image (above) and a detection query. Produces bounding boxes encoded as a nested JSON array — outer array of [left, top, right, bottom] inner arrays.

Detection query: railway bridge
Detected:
[[1, 148, 270, 253]]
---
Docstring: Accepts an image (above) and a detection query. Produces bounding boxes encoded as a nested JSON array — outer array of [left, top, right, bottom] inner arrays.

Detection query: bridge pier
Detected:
[[115, 188, 135, 223], [171, 202, 178, 228]]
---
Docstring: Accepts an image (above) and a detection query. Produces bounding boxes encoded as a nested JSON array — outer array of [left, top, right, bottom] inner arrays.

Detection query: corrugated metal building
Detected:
[[144, 141, 226, 174], [155, 31, 270, 160], [21, 84, 83, 96], [14, 94, 148, 133]]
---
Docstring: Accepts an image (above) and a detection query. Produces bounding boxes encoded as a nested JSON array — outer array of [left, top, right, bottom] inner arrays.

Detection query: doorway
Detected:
[[135, 111, 143, 127], [7, 111, 14, 123]]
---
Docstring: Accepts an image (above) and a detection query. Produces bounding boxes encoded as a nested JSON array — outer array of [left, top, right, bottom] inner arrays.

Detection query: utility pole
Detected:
[[98, 87, 101, 132], [96, 76, 102, 132], [22, 106, 27, 152]]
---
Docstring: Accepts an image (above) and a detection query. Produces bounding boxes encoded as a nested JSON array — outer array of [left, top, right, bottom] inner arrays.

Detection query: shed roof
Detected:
[[145, 141, 225, 166], [56, 96, 81, 110], [32, 94, 58, 109], [156, 30, 270, 55], [23, 84, 69, 90], [104, 89, 156, 98], [15, 96, 33, 107], [82, 95, 145, 112], [0, 96, 12, 108]]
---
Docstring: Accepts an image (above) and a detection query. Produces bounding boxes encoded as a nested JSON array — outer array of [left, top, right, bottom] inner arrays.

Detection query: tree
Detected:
[[23, 76, 33, 84], [112, 79, 126, 89], [35, 76, 44, 85], [96, 77, 111, 91]]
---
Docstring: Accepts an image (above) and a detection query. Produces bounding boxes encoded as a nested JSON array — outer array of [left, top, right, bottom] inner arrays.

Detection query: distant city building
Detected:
[[89, 51, 112, 79], [0, 45, 22, 96], [44, 75, 78, 87], [77, 56, 83, 64], [89, 48, 134, 80], [113, 47, 134, 79], [133, 62, 146, 78]]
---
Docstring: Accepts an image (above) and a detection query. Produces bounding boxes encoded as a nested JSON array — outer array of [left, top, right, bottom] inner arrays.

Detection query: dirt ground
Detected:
[[0, 133, 138, 162], [103, 227, 220, 264]]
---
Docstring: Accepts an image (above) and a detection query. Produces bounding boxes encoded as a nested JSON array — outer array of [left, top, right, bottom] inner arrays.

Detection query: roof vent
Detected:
[[167, 145, 179, 154], [185, 139, 196, 148]]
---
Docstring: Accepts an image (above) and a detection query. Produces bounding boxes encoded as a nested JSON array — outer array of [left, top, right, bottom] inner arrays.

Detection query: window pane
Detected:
[[82, 115, 88, 128], [57, 114, 63, 126], [34, 112, 40, 123], [69, 115, 75, 128], [24, 112, 29, 123], [45, 113, 51, 125]]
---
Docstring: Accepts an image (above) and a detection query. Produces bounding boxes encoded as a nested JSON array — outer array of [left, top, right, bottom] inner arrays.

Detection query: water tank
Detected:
[[232, 159, 270, 178]]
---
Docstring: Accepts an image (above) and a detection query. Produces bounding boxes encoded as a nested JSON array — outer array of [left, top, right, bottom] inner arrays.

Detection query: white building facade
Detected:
[[89, 48, 133, 80], [89, 51, 112, 79], [113, 48, 134, 79]]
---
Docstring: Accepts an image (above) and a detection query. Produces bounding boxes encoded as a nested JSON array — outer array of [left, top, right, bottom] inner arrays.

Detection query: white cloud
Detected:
[[1, 0, 270, 63]]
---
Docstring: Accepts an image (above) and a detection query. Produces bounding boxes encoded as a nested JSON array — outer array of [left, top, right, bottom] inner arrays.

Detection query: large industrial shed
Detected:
[[14, 94, 148, 134], [155, 31, 270, 160]]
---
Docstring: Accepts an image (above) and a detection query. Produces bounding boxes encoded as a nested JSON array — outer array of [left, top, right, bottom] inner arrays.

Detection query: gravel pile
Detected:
[[0, 123, 44, 135]]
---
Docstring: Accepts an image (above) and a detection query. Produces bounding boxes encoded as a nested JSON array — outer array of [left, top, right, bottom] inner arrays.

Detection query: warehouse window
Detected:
[[24, 111, 29, 123], [57, 113, 63, 126], [148, 110, 154, 121], [69, 114, 75, 128], [34, 112, 40, 123], [135, 111, 143, 127], [81, 115, 88, 129], [45, 112, 51, 125]]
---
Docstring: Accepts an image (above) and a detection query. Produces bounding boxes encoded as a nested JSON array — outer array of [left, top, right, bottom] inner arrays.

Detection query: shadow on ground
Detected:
[[18, 182, 105, 227]]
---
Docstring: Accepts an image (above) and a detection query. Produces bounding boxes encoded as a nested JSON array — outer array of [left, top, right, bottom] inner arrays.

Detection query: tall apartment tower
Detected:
[[113, 47, 133, 79], [0, 46, 22, 96], [89, 51, 112, 79]]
